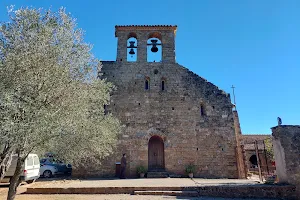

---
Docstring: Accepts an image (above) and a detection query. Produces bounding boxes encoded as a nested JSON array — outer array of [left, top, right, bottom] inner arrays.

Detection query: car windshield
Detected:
[[40, 158, 64, 164]]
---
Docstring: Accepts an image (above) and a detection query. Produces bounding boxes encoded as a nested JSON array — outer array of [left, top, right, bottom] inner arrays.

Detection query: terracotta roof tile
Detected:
[[115, 25, 178, 37], [244, 144, 265, 150], [115, 25, 177, 28]]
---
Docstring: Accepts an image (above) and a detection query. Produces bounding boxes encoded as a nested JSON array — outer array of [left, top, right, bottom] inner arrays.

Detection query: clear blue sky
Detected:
[[1, 0, 299, 134]]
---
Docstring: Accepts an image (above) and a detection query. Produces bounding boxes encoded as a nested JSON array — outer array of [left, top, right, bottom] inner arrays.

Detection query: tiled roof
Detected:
[[244, 143, 265, 150], [241, 134, 271, 150], [115, 25, 177, 28], [242, 134, 271, 143], [115, 25, 178, 36]]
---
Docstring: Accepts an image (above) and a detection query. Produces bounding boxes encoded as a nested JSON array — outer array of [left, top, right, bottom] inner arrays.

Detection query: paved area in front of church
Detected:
[[31, 178, 260, 188], [0, 178, 284, 200]]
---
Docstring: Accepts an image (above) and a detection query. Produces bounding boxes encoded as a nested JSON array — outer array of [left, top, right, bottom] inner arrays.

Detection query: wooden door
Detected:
[[148, 136, 165, 171]]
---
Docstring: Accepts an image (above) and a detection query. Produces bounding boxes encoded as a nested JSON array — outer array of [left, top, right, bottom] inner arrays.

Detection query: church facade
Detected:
[[91, 25, 242, 178]]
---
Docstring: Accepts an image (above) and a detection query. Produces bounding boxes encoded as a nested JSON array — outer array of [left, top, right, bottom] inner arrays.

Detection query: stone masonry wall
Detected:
[[233, 111, 247, 178], [272, 125, 300, 196], [97, 61, 238, 178]]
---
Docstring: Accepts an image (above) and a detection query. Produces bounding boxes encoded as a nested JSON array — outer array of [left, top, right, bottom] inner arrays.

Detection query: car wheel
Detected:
[[26, 179, 35, 184], [43, 170, 52, 178]]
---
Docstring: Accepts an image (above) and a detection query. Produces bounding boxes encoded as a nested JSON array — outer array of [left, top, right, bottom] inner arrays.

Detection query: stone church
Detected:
[[92, 25, 245, 178]]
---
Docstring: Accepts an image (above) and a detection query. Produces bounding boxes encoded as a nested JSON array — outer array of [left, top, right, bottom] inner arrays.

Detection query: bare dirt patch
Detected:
[[13, 194, 278, 200]]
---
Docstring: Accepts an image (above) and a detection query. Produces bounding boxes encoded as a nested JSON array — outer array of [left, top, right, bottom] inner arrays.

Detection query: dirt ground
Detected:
[[1, 194, 278, 200]]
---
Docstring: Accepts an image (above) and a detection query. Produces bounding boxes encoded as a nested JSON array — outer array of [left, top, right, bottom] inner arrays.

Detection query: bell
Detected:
[[129, 48, 135, 55], [129, 41, 135, 48], [150, 39, 158, 53], [151, 45, 158, 53]]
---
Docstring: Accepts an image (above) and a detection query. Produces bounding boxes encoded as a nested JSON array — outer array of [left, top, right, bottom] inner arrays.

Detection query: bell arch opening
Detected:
[[249, 155, 258, 168], [147, 32, 162, 62], [148, 135, 165, 171], [127, 33, 137, 62]]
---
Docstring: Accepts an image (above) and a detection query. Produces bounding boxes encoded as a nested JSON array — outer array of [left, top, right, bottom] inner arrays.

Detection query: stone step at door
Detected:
[[146, 171, 169, 178]]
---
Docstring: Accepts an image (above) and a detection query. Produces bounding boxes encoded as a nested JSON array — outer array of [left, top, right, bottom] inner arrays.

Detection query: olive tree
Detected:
[[0, 100, 15, 180], [0, 7, 120, 200]]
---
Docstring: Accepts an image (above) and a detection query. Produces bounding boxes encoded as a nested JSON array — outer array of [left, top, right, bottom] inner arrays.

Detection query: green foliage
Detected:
[[0, 7, 120, 170], [137, 166, 147, 174], [264, 138, 274, 161], [185, 164, 196, 174], [0, 7, 121, 199]]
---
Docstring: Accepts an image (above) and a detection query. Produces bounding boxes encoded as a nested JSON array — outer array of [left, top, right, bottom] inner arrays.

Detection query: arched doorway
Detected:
[[148, 135, 165, 171], [249, 155, 258, 168]]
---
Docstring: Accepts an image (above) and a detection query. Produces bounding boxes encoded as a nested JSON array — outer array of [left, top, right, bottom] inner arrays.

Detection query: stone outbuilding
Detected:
[[90, 25, 244, 178], [241, 134, 275, 175]]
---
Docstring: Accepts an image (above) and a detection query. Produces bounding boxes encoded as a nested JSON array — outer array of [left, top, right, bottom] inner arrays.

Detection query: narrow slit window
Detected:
[[161, 80, 165, 91], [200, 104, 205, 116], [145, 79, 150, 90]]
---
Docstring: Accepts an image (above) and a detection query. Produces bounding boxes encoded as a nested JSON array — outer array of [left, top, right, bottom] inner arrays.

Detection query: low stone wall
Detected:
[[196, 185, 296, 199], [26, 184, 297, 199], [272, 125, 300, 197]]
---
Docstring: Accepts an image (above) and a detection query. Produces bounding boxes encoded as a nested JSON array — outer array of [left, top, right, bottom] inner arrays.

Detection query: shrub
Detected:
[[185, 164, 196, 174], [137, 166, 147, 174]]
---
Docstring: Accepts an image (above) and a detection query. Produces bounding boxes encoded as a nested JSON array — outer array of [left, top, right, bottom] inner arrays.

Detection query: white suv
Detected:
[[40, 164, 58, 178]]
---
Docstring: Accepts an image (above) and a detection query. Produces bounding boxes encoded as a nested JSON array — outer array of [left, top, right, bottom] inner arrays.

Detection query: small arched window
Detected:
[[145, 77, 150, 90]]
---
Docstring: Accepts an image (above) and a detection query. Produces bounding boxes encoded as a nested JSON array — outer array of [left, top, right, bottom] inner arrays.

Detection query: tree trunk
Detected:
[[0, 150, 13, 180], [7, 157, 23, 200]]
